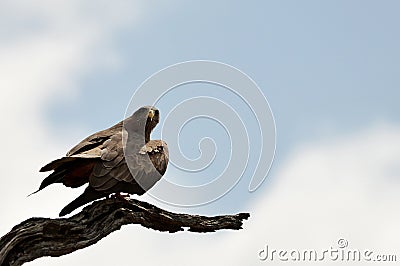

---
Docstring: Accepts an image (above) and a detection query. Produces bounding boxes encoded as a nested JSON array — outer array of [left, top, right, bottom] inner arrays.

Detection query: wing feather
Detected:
[[67, 122, 122, 156], [89, 139, 168, 193]]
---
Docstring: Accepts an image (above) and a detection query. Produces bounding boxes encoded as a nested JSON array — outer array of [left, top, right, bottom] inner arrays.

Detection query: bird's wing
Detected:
[[66, 121, 123, 156], [89, 131, 130, 192], [89, 137, 168, 194], [41, 121, 123, 172], [36, 121, 123, 192]]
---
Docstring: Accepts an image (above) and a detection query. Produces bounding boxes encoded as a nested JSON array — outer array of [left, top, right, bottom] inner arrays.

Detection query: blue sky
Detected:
[[1, 1, 400, 265], [44, 0, 400, 169]]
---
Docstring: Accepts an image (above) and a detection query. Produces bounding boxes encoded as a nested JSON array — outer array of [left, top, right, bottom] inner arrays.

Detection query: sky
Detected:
[[1, 1, 400, 265]]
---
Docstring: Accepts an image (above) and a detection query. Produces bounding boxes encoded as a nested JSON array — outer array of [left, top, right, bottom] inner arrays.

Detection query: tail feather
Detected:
[[59, 187, 103, 217], [28, 169, 68, 197]]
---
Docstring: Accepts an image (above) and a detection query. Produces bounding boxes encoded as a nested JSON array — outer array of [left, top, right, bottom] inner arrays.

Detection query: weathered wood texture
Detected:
[[0, 198, 250, 265]]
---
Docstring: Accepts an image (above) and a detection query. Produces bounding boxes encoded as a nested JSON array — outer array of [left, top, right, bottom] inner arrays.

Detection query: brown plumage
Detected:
[[32, 106, 169, 216]]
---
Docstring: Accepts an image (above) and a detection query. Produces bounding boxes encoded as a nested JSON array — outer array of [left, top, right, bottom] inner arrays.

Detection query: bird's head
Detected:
[[125, 106, 160, 143]]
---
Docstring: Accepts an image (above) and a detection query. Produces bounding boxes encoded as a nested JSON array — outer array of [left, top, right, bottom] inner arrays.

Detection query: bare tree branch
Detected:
[[0, 198, 250, 265]]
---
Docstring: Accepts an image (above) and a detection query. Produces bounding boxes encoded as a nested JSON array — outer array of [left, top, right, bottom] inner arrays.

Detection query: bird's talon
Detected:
[[111, 192, 131, 201]]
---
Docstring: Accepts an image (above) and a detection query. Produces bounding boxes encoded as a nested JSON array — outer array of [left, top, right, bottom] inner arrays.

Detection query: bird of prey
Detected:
[[31, 106, 169, 216]]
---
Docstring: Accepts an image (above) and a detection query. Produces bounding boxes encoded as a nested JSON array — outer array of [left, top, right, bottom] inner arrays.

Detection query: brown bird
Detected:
[[31, 106, 169, 216]]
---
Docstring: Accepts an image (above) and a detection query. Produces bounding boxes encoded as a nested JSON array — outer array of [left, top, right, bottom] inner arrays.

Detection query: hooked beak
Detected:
[[148, 109, 155, 121]]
